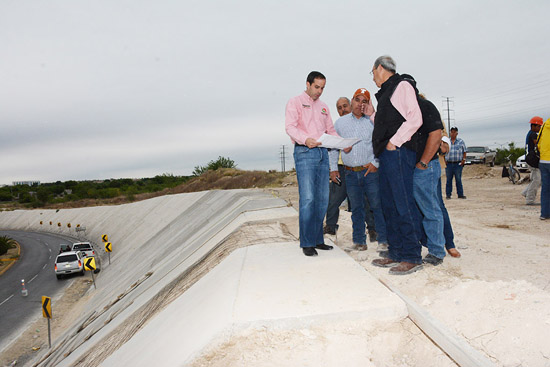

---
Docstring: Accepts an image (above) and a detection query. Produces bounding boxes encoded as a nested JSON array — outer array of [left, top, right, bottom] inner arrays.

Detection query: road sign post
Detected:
[[84, 257, 97, 289], [105, 242, 112, 264], [42, 296, 52, 348]]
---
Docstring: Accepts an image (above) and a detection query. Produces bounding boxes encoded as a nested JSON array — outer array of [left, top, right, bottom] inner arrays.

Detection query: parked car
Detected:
[[465, 146, 496, 166], [54, 251, 85, 279], [515, 154, 530, 173], [71, 242, 95, 258], [59, 244, 72, 253]]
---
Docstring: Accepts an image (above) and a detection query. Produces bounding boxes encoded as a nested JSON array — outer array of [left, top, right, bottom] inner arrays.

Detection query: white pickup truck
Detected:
[[466, 146, 496, 166], [71, 242, 96, 258]]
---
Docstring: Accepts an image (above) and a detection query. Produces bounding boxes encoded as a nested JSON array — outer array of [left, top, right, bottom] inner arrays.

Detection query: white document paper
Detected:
[[318, 133, 360, 149]]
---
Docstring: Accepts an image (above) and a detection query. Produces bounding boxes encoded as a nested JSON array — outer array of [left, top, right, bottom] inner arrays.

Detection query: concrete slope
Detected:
[[101, 242, 407, 366], [0, 189, 295, 366]]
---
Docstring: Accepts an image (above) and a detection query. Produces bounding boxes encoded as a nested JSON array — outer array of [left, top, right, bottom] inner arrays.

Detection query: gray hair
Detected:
[[374, 55, 396, 73], [336, 97, 350, 106]]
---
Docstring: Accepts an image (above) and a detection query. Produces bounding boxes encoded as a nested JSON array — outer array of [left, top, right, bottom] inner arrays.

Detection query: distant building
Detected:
[[12, 180, 40, 186]]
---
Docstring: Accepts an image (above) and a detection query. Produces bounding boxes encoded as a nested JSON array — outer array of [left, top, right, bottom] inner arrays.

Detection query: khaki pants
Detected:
[[522, 166, 541, 204]]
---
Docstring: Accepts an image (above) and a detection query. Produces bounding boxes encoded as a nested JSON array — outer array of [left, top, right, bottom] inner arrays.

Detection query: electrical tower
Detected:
[[441, 96, 455, 133]]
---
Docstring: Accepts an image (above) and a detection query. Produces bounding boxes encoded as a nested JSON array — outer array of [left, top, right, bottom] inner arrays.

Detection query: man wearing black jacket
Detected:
[[370, 56, 424, 275]]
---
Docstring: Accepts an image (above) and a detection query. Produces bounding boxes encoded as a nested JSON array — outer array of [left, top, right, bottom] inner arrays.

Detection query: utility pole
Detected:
[[442, 96, 455, 133], [280, 145, 287, 172]]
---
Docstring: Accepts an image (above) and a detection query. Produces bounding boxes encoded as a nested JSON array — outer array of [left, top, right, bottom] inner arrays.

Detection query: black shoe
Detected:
[[378, 250, 390, 259], [446, 196, 451, 199], [303, 247, 318, 256], [316, 243, 333, 250], [323, 226, 336, 235], [423, 254, 443, 266], [458, 196, 467, 199]]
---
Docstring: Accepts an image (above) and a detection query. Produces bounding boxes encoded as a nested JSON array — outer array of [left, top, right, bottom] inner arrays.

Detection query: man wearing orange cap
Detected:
[[328, 88, 388, 252], [522, 116, 543, 205]]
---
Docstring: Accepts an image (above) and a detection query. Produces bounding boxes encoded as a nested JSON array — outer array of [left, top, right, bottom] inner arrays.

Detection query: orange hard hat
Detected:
[[530, 116, 543, 125]]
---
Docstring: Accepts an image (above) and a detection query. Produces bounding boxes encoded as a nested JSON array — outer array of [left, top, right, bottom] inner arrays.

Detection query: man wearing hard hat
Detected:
[[522, 116, 543, 205]]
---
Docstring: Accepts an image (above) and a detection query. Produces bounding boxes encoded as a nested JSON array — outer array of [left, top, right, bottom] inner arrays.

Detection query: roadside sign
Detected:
[[105, 242, 112, 252], [101, 234, 108, 242], [85, 257, 98, 289], [42, 296, 53, 348], [84, 257, 96, 271], [42, 296, 52, 319]]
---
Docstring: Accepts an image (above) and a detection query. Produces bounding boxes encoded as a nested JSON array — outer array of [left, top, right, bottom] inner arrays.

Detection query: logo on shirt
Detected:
[[321, 108, 327, 115], [302, 104, 311, 109]]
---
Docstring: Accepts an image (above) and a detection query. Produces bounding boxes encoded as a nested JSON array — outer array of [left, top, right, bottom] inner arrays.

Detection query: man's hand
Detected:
[[330, 171, 340, 183], [440, 141, 449, 154], [343, 146, 352, 153], [386, 141, 397, 151], [361, 99, 375, 117], [415, 162, 428, 170], [363, 163, 378, 176], [460, 159, 465, 167], [305, 138, 321, 148]]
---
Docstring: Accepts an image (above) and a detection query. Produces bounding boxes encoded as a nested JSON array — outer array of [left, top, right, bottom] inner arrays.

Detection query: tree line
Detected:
[[1, 156, 238, 208]]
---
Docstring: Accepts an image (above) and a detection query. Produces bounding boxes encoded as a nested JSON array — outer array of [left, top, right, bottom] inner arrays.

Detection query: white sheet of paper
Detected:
[[318, 133, 360, 149]]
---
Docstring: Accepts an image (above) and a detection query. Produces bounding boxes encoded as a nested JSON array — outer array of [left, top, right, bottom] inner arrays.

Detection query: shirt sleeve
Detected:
[[284, 98, 308, 145], [388, 81, 423, 147]]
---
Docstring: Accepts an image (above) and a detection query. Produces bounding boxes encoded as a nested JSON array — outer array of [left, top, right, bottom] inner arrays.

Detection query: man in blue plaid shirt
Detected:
[[445, 127, 467, 199]]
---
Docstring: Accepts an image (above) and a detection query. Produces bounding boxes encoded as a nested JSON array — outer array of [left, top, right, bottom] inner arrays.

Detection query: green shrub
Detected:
[[0, 236, 16, 256]]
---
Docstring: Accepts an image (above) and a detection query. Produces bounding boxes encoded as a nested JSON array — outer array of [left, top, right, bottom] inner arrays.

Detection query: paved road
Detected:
[[0, 230, 78, 352]]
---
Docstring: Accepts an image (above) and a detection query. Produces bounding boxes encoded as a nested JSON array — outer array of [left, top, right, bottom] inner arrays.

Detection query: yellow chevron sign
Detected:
[[42, 296, 52, 319], [84, 257, 96, 271]]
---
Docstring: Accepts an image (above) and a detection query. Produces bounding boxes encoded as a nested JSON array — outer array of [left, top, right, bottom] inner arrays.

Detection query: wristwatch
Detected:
[[419, 161, 428, 168]]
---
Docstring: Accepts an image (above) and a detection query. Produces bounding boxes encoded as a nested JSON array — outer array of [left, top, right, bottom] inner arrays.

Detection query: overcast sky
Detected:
[[1, 0, 549, 185]]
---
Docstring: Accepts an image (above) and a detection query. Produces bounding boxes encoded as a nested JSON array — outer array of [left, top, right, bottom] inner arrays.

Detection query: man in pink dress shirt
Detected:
[[369, 55, 424, 275], [285, 71, 338, 256]]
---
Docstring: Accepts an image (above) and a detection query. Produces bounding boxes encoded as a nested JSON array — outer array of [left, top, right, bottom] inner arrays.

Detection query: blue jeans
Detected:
[[445, 162, 464, 197], [345, 169, 387, 245], [379, 147, 422, 264], [437, 178, 455, 250], [540, 163, 550, 218], [326, 165, 375, 232], [413, 160, 445, 259], [294, 145, 329, 248]]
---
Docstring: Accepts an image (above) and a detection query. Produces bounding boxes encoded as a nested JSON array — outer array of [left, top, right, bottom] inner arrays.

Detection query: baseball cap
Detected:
[[450, 126, 458, 131], [353, 88, 370, 101]]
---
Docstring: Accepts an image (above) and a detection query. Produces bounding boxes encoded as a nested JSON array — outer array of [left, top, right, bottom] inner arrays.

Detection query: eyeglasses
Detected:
[[370, 70, 374, 75]]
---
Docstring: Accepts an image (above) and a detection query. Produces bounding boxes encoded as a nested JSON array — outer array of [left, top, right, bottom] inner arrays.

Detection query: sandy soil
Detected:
[[193, 165, 550, 367]]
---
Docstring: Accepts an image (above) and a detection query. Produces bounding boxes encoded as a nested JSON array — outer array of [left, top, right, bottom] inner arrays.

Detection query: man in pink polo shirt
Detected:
[[285, 71, 338, 256]]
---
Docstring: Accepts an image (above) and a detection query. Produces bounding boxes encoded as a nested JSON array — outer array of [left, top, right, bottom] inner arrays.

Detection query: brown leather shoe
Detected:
[[372, 258, 398, 268], [389, 262, 423, 275], [447, 248, 461, 258]]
